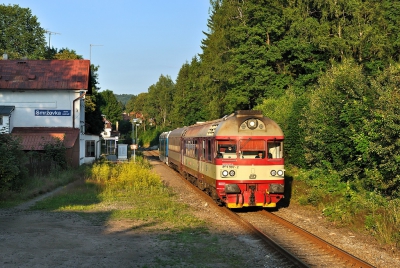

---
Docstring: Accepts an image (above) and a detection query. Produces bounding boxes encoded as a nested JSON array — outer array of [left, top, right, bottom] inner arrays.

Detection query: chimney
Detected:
[[2, 53, 8, 60]]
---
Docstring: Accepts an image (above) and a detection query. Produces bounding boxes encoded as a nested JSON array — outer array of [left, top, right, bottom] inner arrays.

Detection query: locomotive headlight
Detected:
[[270, 170, 284, 176], [247, 119, 258, 129], [222, 170, 229, 177], [229, 170, 235, 177]]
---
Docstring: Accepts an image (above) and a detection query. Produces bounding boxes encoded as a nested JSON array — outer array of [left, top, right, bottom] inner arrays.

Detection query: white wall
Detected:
[[0, 90, 82, 131]]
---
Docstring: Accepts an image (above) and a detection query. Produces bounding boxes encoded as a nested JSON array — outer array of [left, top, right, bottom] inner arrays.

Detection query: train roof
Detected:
[[169, 110, 283, 139]]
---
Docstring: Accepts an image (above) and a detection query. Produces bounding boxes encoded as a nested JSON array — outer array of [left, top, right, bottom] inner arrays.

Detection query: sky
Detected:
[[4, 0, 211, 95]]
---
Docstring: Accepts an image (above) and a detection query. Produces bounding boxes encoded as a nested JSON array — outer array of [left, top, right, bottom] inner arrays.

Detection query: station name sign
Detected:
[[35, 110, 71, 116]]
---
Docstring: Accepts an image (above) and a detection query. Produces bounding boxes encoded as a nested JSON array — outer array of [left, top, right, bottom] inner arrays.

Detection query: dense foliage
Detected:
[[43, 138, 67, 170], [0, 135, 27, 192], [0, 4, 46, 59], [122, 0, 400, 200], [99, 90, 123, 126]]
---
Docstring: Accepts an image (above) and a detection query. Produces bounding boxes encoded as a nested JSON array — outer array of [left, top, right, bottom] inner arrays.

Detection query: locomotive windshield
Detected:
[[267, 140, 283, 159], [216, 141, 237, 159], [216, 139, 283, 159], [238, 139, 283, 159]]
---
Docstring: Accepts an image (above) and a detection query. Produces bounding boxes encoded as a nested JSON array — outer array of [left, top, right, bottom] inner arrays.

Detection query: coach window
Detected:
[[267, 140, 283, 159], [202, 140, 206, 160], [0, 116, 3, 125], [185, 140, 189, 156]]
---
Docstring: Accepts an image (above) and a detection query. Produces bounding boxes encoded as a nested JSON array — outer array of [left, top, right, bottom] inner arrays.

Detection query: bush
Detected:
[[291, 165, 400, 246], [43, 138, 67, 170], [0, 135, 28, 192]]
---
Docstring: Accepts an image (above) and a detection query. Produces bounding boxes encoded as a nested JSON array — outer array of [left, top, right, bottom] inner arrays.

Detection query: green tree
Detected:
[[361, 64, 400, 197], [145, 75, 175, 128], [83, 64, 104, 135], [53, 48, 83, 60], [133, 93, 147, 112], [226, 0, 291, 110], [0, 4, 46, 59], [171, 57, 208, 127], [302, 59, 373, 178], [99, 89, 123, 127], [125, 95, 137, 114], [199, 0, 239, 118], [254, 89, 307, 167]]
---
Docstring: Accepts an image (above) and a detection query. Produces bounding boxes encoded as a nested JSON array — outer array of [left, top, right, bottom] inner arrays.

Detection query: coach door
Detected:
[[180, 138, 185, 166], [199, 139, 205, 174]]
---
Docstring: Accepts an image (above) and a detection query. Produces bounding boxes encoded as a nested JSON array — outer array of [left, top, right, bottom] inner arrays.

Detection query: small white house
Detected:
[[0, 59, 101, 166], [100, 115, 119, 155]]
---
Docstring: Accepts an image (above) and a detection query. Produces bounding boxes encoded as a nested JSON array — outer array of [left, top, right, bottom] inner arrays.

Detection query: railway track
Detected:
[[143, 150, 374, 267], [235, 209, 373, 267]]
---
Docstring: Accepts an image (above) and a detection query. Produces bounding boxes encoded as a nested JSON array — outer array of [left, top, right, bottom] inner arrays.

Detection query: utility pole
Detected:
[[90, 44, 103, 61], [45, 30, 60, 48]]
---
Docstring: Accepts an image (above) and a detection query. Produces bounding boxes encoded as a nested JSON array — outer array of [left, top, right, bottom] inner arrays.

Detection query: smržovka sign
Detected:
[[35, 110, 71, 116]]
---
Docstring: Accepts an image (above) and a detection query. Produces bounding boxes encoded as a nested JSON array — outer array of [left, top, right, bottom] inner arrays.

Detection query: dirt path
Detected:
[[0, 208, 165, 267]]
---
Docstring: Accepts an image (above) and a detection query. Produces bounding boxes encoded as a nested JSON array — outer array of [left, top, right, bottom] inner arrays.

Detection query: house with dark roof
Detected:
[[0, 59, 101, 167], [100, 115, 120, 155]]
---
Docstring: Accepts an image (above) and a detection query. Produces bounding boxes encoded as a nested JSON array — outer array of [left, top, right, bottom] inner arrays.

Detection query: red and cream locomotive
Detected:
[[159, 110, 285, 208]]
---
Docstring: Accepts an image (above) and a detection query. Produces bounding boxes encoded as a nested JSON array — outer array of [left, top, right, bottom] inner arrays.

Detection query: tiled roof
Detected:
[[11, 127, 79, 150], [0, 105, 15, 115], [0, 60, 91, 91]]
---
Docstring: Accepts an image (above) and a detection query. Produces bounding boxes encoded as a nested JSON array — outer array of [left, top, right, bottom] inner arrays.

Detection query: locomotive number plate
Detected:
[[222, 165, 238, 169]]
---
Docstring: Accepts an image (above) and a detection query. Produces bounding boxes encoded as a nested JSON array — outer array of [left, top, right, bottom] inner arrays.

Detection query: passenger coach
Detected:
[[159, 110, 285, 208]]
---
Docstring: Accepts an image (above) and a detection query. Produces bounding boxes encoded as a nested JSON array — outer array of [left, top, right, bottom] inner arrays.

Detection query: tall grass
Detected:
[[32, 157, 204, 229], [288, 165, 400, 248], [0, 164, 88, 208]]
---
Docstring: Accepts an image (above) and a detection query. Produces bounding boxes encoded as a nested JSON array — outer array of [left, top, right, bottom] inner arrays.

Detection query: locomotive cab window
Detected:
[[268, 140, 283, 159], [239, 139, 266, 159], [216, 141, 237, 159]]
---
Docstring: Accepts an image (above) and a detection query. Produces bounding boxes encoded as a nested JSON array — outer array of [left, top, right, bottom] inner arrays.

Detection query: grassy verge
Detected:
[[0, 165, 88, 208], [286, 165, 400, 248], [30, 157, 203, 229]]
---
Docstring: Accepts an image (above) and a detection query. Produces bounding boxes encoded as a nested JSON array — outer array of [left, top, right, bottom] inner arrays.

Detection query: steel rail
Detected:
[[220, 207, 309, 267], [260, 210, 375, 268]]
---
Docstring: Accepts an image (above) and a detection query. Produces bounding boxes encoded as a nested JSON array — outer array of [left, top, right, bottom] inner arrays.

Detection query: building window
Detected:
[[86, 140, 95, 157]]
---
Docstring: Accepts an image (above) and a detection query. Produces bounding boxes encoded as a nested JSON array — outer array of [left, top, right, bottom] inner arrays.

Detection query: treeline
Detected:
[[126, 0, 400, 199]]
